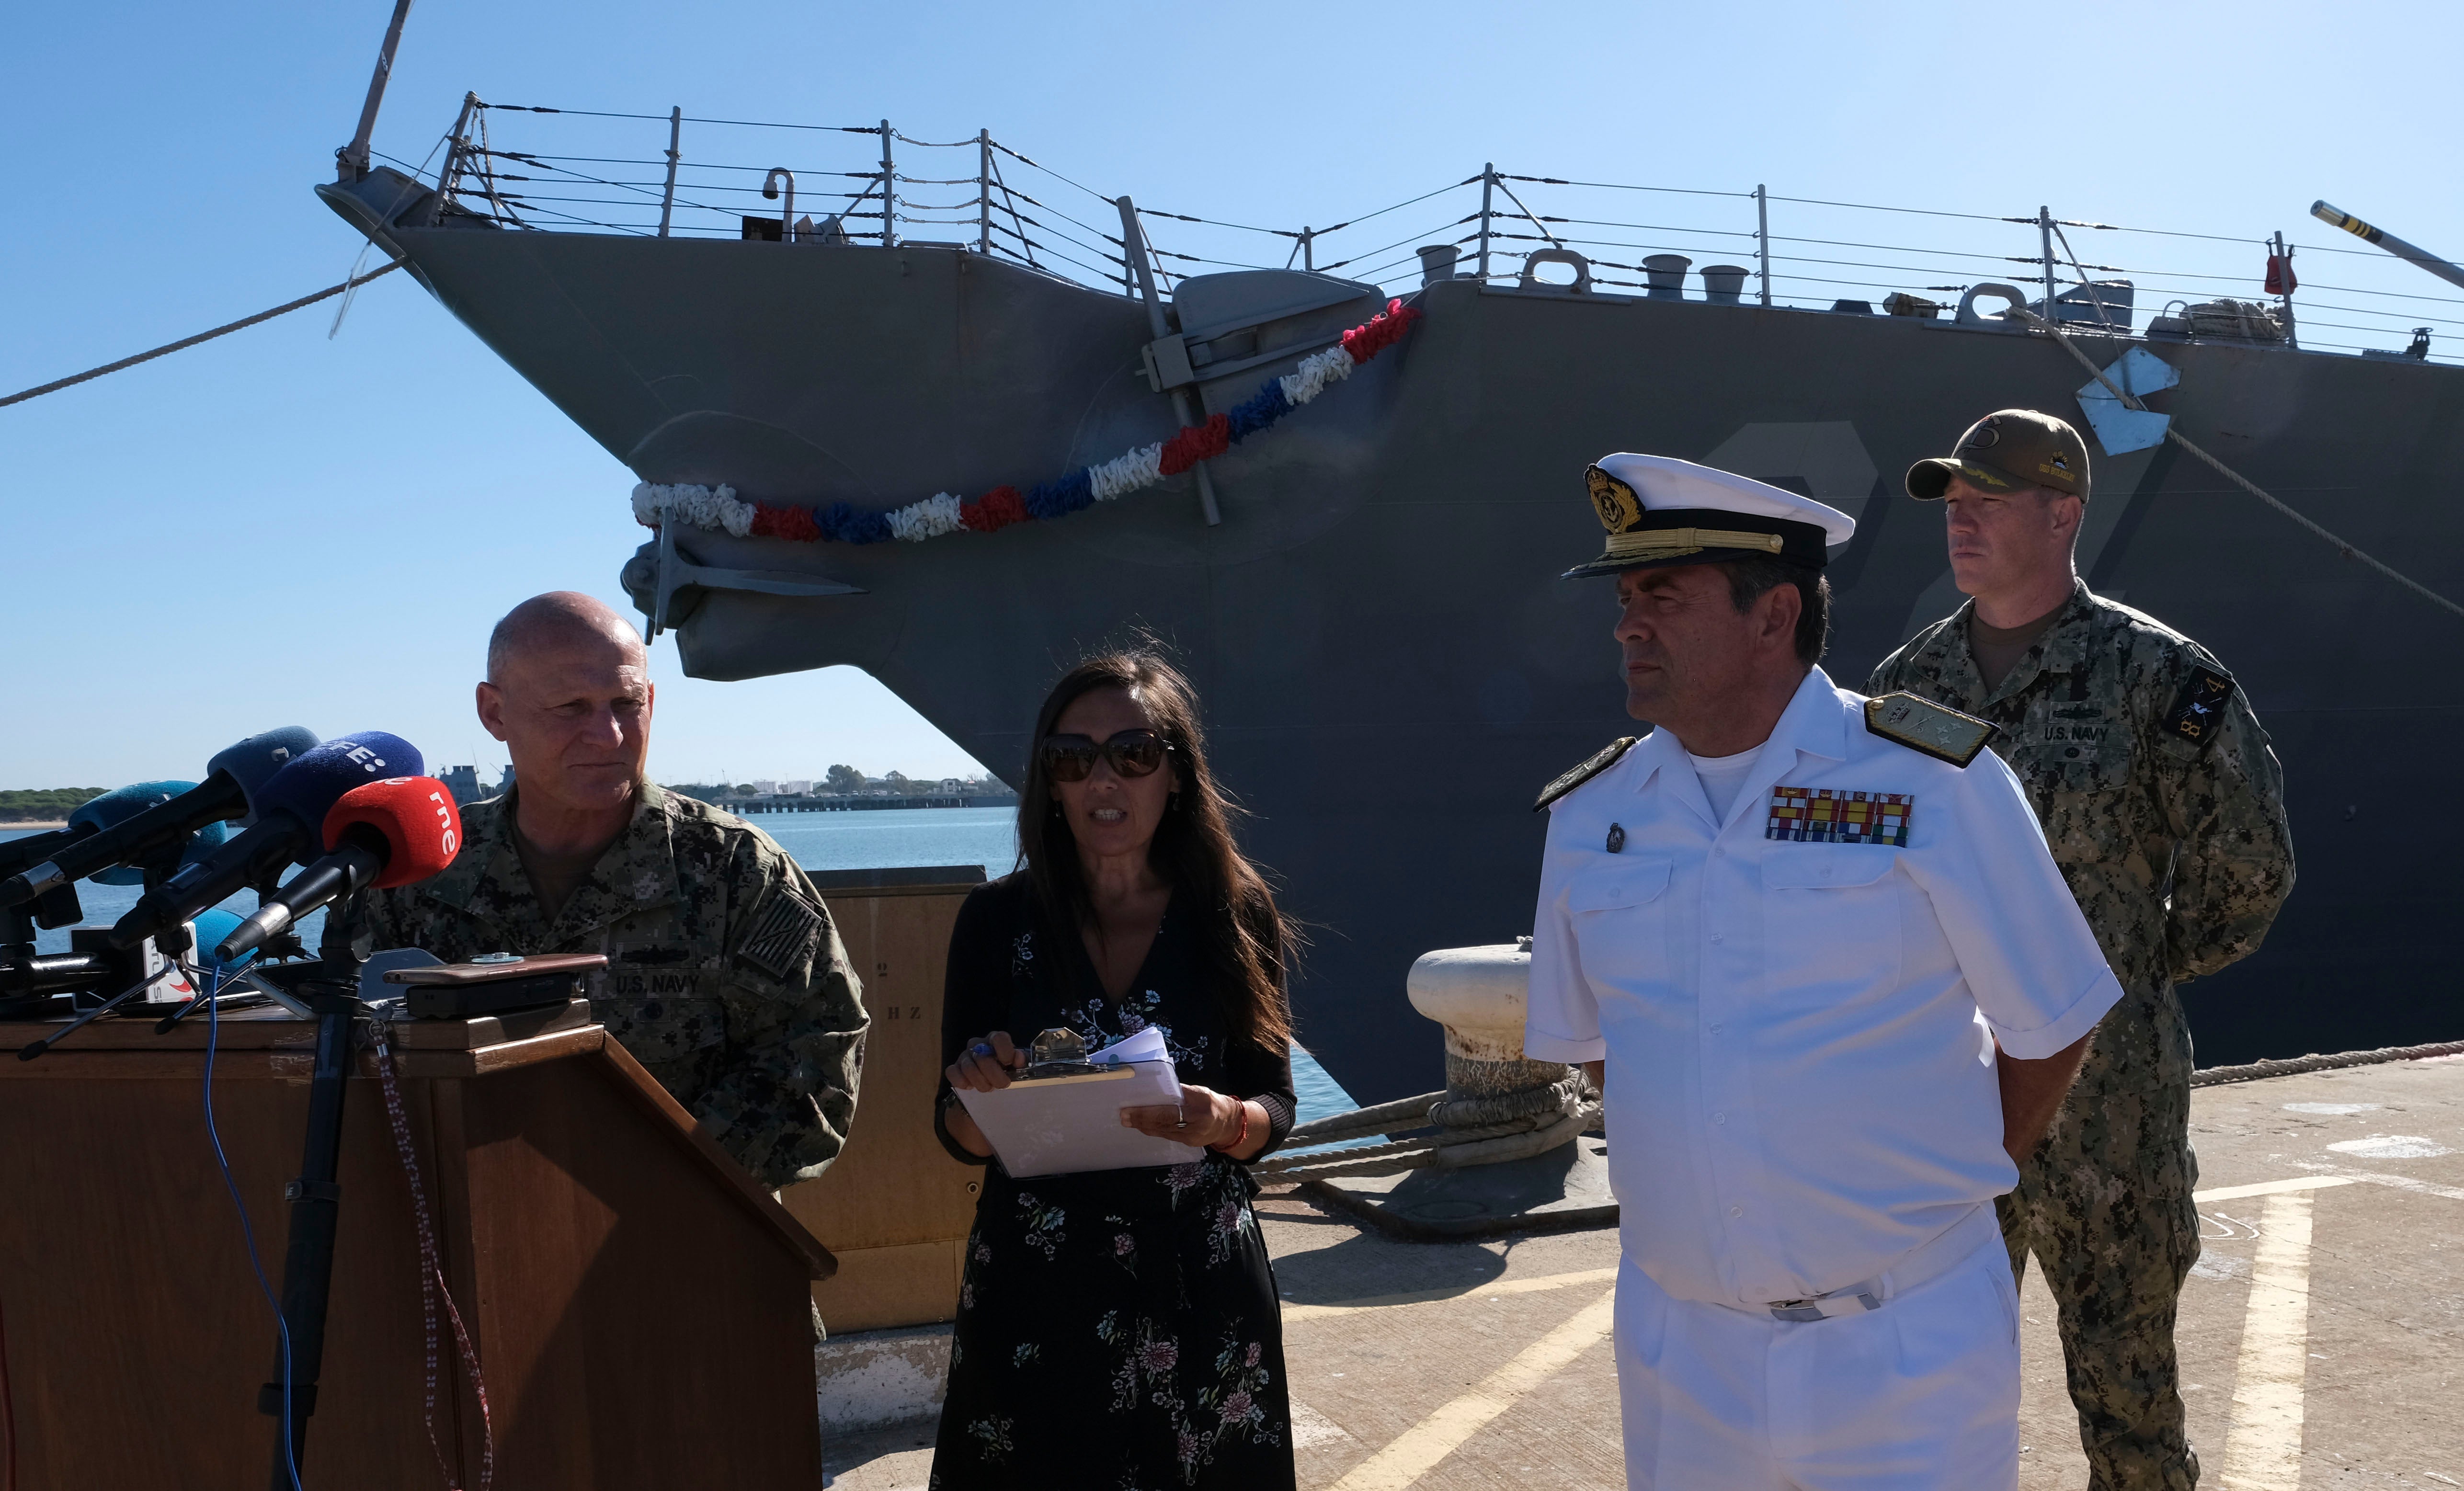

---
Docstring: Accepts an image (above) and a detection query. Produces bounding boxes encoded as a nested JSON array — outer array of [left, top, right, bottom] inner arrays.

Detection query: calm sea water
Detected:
[[1, 808, 1360, 1115]]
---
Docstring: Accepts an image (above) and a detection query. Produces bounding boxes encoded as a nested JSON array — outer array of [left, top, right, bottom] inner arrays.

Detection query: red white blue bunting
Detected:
[[633, 298, 1423, 545]]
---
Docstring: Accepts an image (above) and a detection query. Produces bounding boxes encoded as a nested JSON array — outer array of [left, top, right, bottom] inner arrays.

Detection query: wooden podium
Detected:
[[0, 1001, 836, 1489]]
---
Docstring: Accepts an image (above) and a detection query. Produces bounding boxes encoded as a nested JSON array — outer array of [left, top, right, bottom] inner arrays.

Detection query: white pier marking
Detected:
[[2194, 1175, 2354, 1204], [1282, 1266, 1618, 1322], [1327, 1286, 1617, 1491], [2218, 1189, 2316, 1490], [2292, 1161, 2464, 1202]]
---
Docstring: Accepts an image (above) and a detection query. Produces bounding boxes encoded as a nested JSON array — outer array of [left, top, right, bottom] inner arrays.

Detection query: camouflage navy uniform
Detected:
[[1869, 578, 2294, 1489], [365, 782, 868, 1190]]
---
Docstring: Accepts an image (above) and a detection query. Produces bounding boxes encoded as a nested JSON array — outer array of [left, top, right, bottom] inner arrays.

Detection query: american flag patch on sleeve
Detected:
[[735, 886, 825, 981], [1766, 787, 1912, 846]]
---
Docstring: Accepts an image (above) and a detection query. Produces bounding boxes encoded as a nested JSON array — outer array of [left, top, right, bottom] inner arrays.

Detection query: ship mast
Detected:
[[336, 0, 418, 183]]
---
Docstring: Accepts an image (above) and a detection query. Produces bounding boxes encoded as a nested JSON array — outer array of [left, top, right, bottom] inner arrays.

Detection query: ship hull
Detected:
[[340, 191, 2464, 1102]]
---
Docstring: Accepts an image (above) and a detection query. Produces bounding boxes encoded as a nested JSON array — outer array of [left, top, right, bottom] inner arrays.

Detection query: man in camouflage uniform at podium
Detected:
[[1872, 411, 2295, 1489], [365, 592, 867, 1191]]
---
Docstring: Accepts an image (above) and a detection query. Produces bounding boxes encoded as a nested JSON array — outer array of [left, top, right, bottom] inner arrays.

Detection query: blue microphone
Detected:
[[73, 784, 230, 886], [108, 732, 421, 950], [0, 727, 319, 908]]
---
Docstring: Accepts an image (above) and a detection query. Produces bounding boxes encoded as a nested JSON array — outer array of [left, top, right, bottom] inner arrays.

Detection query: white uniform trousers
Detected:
[[1613, 1209, 2021, 1491]]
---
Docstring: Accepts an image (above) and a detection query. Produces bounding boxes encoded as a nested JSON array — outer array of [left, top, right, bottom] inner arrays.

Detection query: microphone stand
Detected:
[[259, 889, 371, 1488]]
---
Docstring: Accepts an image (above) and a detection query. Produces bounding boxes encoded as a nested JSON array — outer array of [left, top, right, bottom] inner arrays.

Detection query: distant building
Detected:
[[777, 779, 812, 796], [751, 779, 778, 797]]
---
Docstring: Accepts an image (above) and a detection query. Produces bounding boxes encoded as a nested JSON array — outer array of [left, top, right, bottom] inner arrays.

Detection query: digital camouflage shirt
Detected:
[[364, 782, 867, 1189], [1867, 579, 2295, 1096]]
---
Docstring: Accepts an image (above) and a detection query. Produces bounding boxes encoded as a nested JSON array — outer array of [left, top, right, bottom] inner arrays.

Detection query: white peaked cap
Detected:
[[1563, 452, 1856, 580]]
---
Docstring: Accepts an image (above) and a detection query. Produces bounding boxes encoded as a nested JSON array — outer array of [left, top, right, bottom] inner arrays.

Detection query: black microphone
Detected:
[[109, 732, 422, 951], [0, 728, 319, 909], [217, 777, 462, 960]]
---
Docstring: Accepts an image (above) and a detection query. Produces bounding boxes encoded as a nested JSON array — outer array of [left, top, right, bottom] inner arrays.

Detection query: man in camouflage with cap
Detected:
[[1869, 410, 2295, 1489], [365, 591, 868, 1190]]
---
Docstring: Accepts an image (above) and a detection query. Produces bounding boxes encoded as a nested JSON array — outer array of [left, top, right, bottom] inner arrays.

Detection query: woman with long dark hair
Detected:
[[930, 649, 1298, 1490]]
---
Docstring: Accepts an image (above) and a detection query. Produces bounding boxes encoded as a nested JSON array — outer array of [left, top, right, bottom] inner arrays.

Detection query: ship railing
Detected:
[[378, 96, 2464, 365]]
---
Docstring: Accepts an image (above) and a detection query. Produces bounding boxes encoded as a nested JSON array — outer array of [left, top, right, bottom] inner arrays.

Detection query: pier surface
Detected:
[[829, 1055, 2464, 1489]]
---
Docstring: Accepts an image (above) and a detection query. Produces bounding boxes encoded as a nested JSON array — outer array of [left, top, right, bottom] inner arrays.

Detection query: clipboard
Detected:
[[954, 1058, 1205, 1178]]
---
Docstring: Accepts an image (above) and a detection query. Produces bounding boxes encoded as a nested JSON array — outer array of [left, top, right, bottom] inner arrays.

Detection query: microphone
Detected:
[[109, 731, 422, 951], [71, 783, 228, 887], [0, 727, 319, 908], [216, 777, 461, 961]]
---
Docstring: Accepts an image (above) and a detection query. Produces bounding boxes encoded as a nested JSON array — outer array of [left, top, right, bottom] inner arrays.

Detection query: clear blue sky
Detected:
[[5, 0, 2457, 789]]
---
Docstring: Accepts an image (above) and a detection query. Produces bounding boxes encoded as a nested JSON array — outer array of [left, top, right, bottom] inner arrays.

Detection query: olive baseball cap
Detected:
[[1905, 409, 2091, 501]]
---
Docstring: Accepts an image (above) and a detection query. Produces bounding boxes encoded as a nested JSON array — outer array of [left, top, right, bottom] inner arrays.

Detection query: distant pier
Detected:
[[727, 794, 1018, 815]]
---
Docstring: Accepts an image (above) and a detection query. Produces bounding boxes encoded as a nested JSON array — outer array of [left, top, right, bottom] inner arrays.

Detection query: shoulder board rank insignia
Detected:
[[2166, 665, 2236, 746], [1534, 737, 1640, 811], [1864, 693, 1998, 767]]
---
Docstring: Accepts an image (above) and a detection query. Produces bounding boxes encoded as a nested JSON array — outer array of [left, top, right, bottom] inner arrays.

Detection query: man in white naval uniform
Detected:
[[1523, 453, 2123, 1490]]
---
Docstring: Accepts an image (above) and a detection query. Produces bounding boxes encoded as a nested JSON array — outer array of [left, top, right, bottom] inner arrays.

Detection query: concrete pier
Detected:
[[826, 1052, 2464, 1489]]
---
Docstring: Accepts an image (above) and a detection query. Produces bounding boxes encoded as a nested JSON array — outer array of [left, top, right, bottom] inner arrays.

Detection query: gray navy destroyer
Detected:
[[318, 86, 2464, 1104]]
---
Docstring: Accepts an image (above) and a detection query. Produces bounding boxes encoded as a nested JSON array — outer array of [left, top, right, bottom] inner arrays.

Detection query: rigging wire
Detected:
[[1, 262, 405, 410]]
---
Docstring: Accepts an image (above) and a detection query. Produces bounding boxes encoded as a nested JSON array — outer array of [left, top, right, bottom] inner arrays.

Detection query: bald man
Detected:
[[365, 592, 868, 1189]]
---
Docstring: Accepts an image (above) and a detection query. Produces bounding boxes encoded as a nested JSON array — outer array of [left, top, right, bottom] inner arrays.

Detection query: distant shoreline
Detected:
[[0, 820, 67, 831]]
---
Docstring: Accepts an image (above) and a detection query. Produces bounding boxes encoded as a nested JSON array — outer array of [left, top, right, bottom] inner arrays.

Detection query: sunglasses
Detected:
[[1040, 729, 1172, 783]]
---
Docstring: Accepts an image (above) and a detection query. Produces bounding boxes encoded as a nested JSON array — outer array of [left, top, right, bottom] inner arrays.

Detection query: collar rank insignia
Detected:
[[1864, 693, 1998, 767], [1768, 787, 1912, 846], [1534, 736, 1640, 812], [2167, 665, 2236, 745]]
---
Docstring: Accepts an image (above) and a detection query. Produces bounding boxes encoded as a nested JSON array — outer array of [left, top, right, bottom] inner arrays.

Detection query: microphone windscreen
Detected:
[[188, 909, 256, 970], [250, 732, 425, 857], [70, 783, 230, 886], [319, 731, 425, 785], [323, 777, 462, 888], [206, 727, 322, 822]]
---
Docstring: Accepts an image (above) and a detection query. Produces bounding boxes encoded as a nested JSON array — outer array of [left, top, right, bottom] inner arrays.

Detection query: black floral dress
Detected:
[[930, 874, 1297, 1491]]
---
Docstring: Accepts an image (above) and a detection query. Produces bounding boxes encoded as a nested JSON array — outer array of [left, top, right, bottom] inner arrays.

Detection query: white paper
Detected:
[[1090, 1025, 1169, 1067], [954, 1053, 1204, 1179]]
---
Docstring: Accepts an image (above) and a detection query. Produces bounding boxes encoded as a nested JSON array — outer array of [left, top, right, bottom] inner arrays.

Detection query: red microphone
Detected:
[[322, 775, 461, 888], [214, 777, 463, 960]]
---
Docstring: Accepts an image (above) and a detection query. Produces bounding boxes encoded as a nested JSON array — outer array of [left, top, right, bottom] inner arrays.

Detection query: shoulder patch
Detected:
[[1534, 737, 1640, 811], [2166, 664, 2236, 747], [1864, 693, 1999, 767], [735, 885, 826, 981]]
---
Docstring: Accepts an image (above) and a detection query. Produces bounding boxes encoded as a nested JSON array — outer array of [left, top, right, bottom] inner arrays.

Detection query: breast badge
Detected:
[[1766, 787, 1912, 846], [1606, 823, 1626, 854]]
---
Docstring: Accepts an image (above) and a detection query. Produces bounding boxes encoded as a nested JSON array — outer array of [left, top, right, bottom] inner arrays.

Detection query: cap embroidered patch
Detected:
[[1766, 787, 1912, 846]]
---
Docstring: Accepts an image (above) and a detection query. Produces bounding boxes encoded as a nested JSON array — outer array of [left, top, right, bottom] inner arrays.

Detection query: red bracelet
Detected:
[[1208, 1101, 1251, 1155]]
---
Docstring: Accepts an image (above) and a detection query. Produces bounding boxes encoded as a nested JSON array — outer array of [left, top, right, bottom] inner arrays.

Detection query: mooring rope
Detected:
[[2016, 307, 2464, 623], [2189, 1038, 2464, 1088], [0, 260, 406, 410]]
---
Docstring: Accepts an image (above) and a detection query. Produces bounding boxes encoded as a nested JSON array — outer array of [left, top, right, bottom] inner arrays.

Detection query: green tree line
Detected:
[[0, 788, 105, 821]]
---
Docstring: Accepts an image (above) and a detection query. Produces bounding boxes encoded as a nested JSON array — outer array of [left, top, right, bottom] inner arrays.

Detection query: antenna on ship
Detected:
[[336, 0, 417, 183]]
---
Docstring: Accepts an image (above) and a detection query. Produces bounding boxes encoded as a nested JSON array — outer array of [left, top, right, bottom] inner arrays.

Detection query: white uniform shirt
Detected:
[[1525, 669, 2121, 1309]]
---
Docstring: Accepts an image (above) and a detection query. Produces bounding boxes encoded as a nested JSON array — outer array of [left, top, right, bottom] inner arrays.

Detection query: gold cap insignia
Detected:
[[1586, 464, 1643, 533]]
